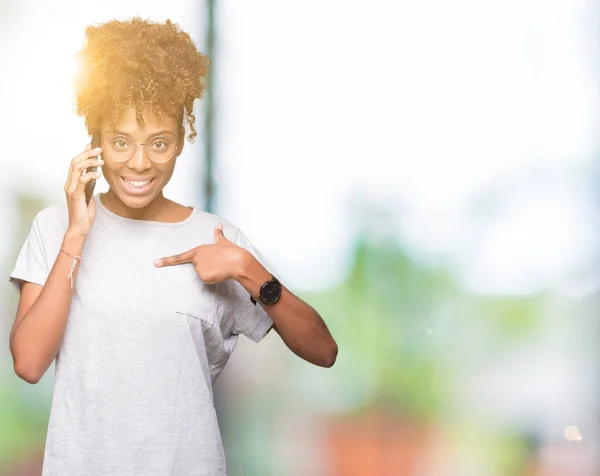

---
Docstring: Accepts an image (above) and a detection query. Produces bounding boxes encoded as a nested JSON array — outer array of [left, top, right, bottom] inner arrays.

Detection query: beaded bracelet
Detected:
[[60, 246, 82, 290]]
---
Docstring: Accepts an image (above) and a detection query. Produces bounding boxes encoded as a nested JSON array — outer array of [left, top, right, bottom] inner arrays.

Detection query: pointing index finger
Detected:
[[155, 248, 195, 267]]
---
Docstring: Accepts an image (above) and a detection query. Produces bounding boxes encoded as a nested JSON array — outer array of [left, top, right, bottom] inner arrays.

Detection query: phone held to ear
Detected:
[[85, 134, 100, 206]]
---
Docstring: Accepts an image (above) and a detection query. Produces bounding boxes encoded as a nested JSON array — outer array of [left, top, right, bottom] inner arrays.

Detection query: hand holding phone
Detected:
[[85, 134, 100, 205], [63, 142, 102, 238]]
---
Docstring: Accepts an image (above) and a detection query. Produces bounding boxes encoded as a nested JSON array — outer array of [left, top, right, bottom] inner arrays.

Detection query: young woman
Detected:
[[8, 17, 337, 476]]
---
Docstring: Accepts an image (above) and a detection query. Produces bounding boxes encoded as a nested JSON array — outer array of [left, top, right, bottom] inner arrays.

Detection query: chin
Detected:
[[118, 194, 156, 209], [114, 177, 161, 208]]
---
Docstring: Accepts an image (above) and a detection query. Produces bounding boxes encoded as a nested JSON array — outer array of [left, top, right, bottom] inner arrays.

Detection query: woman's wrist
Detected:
[[63, 229, 87, 253]]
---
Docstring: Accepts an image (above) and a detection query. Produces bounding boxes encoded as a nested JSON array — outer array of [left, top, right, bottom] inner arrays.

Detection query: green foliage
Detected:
[[304, 235, 451, 420], [0, 380, 48, 471], [304, 232, 542, 421]]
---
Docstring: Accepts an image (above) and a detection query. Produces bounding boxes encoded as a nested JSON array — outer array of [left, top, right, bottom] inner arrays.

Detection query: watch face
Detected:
[[260, 278, 282, 305]]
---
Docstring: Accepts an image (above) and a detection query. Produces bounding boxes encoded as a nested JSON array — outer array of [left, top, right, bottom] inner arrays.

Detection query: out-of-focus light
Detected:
[[564, 425, 582, 442]]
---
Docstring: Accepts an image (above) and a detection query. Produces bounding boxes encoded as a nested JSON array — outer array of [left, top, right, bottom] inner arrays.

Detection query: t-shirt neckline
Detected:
[[95, 193, 196, 227]]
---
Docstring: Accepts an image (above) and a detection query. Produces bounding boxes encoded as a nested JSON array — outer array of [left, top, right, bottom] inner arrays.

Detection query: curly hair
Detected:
[[74, 17, 209, 142]]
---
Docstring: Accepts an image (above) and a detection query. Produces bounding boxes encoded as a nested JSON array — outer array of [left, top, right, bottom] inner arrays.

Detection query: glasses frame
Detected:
[[100, 135, 181, 164]]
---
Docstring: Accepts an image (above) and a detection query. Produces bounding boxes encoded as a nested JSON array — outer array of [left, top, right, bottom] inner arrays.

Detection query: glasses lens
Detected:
[[107, 139, 134, 162], [146, 138, 177, 163], [105, 137, 177, 163]]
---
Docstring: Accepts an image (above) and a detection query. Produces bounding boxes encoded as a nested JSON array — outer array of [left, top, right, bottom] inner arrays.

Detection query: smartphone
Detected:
[[85, 134, 100, 205]]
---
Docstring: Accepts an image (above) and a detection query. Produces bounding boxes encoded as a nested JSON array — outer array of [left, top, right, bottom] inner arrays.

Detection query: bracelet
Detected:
[[60, 246, 82, 290]]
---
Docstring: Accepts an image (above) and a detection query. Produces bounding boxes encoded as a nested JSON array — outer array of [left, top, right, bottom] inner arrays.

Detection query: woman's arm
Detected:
[[235, 251, 338, 368], [10, 231, 85, 384], [11, 144, 102, 384]]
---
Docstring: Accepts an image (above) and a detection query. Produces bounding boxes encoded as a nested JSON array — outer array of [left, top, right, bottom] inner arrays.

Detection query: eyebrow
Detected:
[[109, 130, 176, 138]]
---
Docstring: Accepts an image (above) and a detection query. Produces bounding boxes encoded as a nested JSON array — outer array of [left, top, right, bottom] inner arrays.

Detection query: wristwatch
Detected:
[[250, 275, 282, 306]]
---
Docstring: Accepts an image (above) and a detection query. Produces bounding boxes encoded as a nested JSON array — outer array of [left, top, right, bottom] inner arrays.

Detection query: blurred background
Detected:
[[1, 0, 599, 475]]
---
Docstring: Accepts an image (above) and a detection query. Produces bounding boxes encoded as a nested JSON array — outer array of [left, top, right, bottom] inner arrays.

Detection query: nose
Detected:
[[127, 143, 152, 172]]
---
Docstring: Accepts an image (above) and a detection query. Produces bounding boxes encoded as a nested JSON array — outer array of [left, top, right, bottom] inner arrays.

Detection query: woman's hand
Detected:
[[153, 224, 246, 284], [64, 143, 104, 238]]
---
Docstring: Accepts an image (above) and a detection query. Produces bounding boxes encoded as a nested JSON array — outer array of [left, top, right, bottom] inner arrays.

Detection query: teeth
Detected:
[[124, 179, 151, 188]]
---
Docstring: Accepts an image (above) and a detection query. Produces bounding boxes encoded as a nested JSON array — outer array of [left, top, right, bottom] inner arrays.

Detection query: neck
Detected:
[[100, 189, 170, 221]]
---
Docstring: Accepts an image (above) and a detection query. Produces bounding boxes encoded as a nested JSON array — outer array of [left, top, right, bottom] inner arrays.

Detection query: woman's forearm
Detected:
[[10, 231, 85, 383], [235, 251, 338, 368], [268, 289, 338, 368]]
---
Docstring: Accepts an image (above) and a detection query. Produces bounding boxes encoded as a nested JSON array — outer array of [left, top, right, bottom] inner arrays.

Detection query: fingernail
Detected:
[[154, 259, 162, 266], [216, 223, 223, 230]]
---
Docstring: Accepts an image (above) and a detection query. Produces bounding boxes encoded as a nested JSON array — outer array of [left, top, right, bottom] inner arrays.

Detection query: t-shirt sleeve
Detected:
[[9, 213, 49, 293], [224, 228, 287, 343]]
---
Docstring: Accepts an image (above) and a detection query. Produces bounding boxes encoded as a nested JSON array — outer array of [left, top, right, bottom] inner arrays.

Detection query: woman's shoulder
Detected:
[[191, 208, 241, 241], [22, 204, 69, 254], [32, 203, 69, 231]]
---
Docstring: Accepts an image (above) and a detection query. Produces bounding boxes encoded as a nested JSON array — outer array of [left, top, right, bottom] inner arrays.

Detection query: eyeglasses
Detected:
[[101, 135, 179, 164]]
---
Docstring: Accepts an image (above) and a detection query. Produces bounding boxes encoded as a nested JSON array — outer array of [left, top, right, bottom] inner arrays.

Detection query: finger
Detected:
[[79, 170, 101, 184], [73, 157, 104, 172], [154, 248, 196, 267], [72, 147, 102, 165], [65, 158, 103, 195], [66, 147, 102, 191], [214, 223, 226, 243], [66, 170, 101, 199], [66, 167, 102, 197]]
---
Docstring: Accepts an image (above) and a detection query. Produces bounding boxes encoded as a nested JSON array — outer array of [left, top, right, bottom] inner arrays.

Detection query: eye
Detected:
[[112, 139, 130, 149], [151, 140, 169, 150]]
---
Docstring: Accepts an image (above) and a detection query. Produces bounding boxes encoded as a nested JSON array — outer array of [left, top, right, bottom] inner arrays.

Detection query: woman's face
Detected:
[[99, 107, 184, 209]]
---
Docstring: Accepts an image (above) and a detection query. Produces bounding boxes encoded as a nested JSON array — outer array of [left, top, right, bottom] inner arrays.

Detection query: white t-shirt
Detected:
[[9, 193, 279, 476]]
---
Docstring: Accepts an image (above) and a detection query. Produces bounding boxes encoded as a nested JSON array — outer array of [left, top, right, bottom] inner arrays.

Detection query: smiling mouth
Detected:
[[121, 177, 156, 193]]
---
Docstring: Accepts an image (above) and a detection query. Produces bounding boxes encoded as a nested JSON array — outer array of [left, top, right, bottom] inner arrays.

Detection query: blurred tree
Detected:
[[302, 198, 544, 475], [1, 192, 49, 475]]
